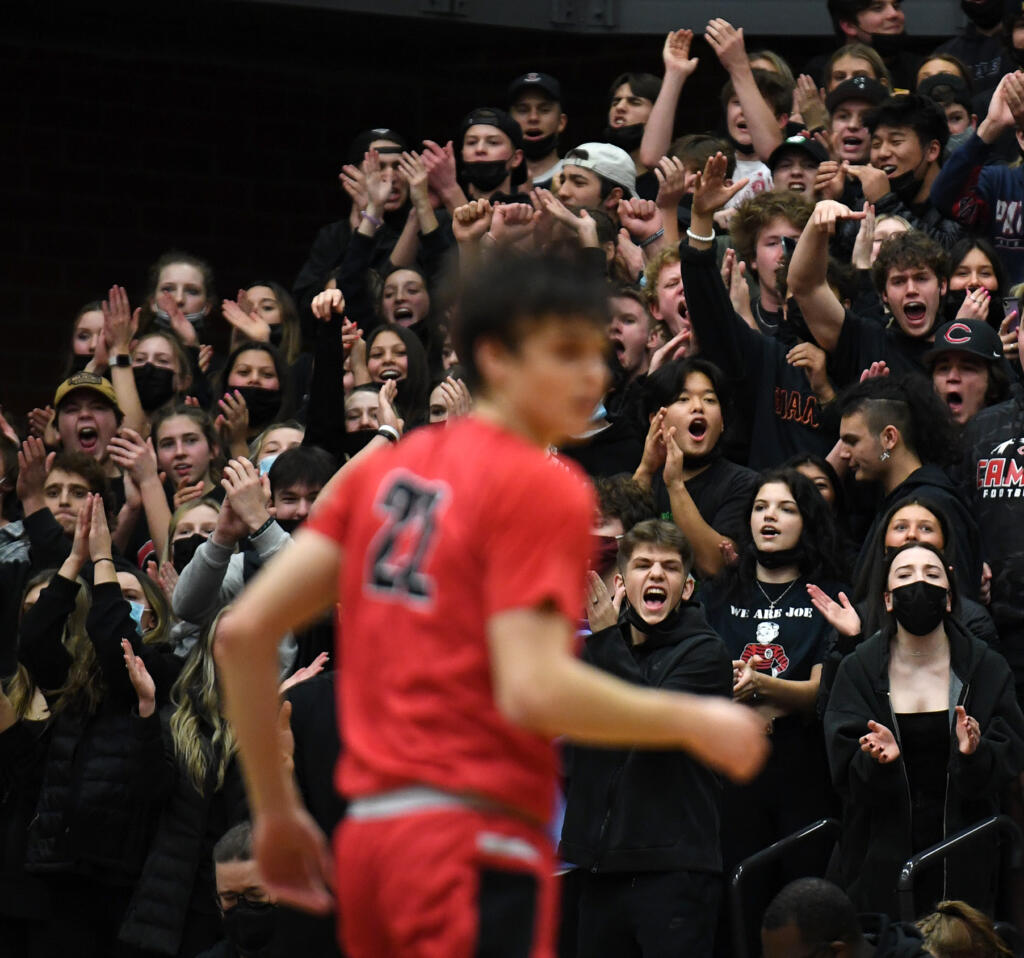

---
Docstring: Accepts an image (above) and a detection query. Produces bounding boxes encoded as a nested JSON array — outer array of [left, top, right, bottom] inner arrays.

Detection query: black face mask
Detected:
[[521, 131, 558, 161], [133, 363, 177, 411], [461, 160, 510, 192], [755, 545, 805, 570], [961, 0, 1003, 28], [891, 580, 949, 635], [69, 353, 92, 374], [623, 597, 688, 638], [222, 899, 279, 956], [602, 123, 645, 153], [887, 168, 924, 205], [235, 386, 282, 429], [341, 428, 378, 459], [274, 517, 303, 535], [172, 533, 207, 573], [870, 32, 907, 58]]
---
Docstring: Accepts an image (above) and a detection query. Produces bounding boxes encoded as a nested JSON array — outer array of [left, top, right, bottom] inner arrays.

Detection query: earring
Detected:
[[879, 450, 890, 461]]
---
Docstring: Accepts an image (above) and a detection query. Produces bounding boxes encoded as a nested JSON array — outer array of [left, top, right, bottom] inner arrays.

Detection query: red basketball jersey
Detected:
[[306, 417, 594, 824]]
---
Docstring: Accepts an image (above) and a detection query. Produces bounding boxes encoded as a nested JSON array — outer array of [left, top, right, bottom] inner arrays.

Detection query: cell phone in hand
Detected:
[[1002, 297, 1021, 333]]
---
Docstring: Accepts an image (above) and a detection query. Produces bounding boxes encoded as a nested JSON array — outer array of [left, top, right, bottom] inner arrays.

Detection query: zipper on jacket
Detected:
[[942, 681, 970, 900], [887, 692, 914, 848]]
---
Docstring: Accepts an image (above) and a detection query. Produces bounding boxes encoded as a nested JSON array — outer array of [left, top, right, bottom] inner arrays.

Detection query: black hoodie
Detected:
[[559, 601, 732, 873], [824, 619, 1024, 915]]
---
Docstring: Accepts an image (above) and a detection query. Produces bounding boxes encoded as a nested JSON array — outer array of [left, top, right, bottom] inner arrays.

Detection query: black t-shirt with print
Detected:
[[705, 576, 845, 682]]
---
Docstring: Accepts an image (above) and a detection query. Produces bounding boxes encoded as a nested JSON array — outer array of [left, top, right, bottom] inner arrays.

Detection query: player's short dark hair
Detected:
[[617, 518, 694, 576], [730, 192, 813, 269], [871, 231, 949, 295], [762, 877, 863, 945], [267, 445, 336, 499], [594, 475, 657, 532], [453, 254, 610, 393], [836, 373, 961, 467], [721, 69, 793, 118], [213, 821, 253, 864], [669, 134, 736, 178], [865, 93, 949, 155]]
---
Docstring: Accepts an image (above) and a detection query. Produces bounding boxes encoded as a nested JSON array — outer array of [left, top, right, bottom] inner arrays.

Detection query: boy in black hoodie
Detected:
[[560, 519, 732, 957]]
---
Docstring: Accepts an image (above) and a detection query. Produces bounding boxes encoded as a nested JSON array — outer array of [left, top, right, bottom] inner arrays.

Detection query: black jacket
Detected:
[[824, 619, 1024, 913], [559, 602, 732, 873]]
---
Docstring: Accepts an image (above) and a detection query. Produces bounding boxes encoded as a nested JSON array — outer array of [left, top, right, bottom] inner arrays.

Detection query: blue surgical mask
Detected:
[[128, 600, 148, 635], [258, 454, 279, 477]]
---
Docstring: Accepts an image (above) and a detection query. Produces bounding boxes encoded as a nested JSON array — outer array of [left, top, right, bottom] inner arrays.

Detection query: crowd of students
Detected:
[[4, 0, 1024, 955]]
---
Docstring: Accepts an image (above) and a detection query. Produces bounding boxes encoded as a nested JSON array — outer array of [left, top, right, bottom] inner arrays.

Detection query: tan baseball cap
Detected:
[[53, 372, 121, 412]]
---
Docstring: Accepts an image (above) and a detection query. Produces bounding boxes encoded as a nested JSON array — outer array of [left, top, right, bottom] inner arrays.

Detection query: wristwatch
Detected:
[[113, 354, 132, 367]]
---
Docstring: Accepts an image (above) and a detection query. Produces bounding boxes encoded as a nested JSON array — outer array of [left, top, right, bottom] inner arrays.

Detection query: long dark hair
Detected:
[[720, 468, 846, 600], [365, 324, 430, 428]]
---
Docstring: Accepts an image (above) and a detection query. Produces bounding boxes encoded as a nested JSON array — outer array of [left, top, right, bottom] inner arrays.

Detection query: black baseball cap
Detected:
[[508, 72, 562, 105], [918, 73, 973, 113], [923, 320, 1004, 365], [826, 76, 889, 113], [768, 134, 830, 171], [348, 128, 407, 164], [458, 107, 524, 151]]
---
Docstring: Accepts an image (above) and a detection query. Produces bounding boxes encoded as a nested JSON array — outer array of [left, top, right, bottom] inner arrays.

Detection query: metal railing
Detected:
[[729, 817, 841, 958], [896, 814, 1024, 923]]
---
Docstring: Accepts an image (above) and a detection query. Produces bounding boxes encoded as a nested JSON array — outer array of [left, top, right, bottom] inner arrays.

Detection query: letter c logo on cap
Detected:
[[945, 322, 972, 345]]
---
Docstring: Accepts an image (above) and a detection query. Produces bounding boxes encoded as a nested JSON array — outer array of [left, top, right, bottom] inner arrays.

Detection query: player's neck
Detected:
[[472, 399, 557, 448]]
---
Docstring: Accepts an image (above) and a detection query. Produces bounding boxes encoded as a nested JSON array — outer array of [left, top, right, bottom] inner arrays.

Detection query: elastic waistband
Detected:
[[346, 786, 497, 821]]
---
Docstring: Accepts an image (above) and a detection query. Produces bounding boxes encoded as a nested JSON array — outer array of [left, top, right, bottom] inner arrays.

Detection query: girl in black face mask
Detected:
[[218, 341, 293, 451], [61, 301, 106, 378], [129, 331, 193, 418], [824, 540, 1024, 916]]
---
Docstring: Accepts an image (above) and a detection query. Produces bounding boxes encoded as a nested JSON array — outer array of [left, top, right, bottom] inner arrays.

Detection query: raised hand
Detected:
[[222, 297, 271, 342], [252, 807, 333, 914], [279, 652, 331, 695], [16, 436, 53, 513], [860, 720, 900, 764], [197, 345, 213, 375], [173, 479, 205, 509], [814, 161, 847, 201], [87, 492, 114, 562], [636, 407, 668, 483], [103, 284, 139, 352], [795, 74, 829, 132], [692, 152, 750, 219], [421, 139, 461, 201], [488, 203, 538, 246], [845, 164, 892, 204], [851, 202, 876, 270], [954, 705, 981, 756], [647, 328, 691, 374], [732, 655, 765, 703], [339, 161, 369, 221], [585, 570, 625, 632], [27, 406, 56, 442], [662, 424, 685, 487], [617, 198, 663, 241], [396, 151, 430, 207], [221, 457, 271, 534], [452, 199, 493, 245], [215, 390, 250, 457], [663, 28, 699, 77], [721, 248, 753, 325], [615, 229, 645, 280], [654, 155, 689, 211], [786, 342, 834, 401], [998, 310, 1021, 363], [377, 380, 404, 435], [810, 199, 865, 235], [806, 584, 861, 637], [311, 288, 346, 323], [340, 318, 362, 358], [956, 287, 992, 322], [859, 360, 890, 382], [362, 149, 391, 213], [107, 428, 160, 485], [122, 639, 156, 718], [439, 376, 472, 421], [705, 18, 748, 73]]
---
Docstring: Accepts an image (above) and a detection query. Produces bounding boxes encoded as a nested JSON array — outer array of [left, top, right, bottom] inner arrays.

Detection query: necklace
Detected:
[[755, 577, 799, 610]]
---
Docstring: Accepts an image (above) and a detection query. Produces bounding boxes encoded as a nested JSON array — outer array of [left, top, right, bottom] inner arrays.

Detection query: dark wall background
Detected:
[[4, 1, 945, 418]]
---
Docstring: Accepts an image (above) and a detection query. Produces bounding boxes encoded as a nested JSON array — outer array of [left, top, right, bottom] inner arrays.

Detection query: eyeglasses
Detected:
[[217, 890, 271, 911]]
